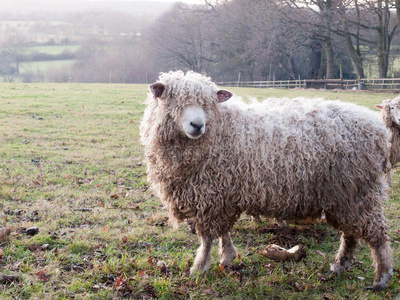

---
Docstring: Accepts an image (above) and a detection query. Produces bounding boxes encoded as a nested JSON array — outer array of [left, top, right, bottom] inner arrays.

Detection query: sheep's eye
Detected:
[[390, 107, 394, 110]]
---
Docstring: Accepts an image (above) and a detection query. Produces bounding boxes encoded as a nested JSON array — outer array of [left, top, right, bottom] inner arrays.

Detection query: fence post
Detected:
[[237, 72, 241, 87]]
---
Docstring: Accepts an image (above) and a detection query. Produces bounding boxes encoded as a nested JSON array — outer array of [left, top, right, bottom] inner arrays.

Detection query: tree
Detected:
[[0, 51, 17, 82], [2, 33, 28, 75], [281, 0, 340, 79], [338, 0, 365, 79], [150, 3, 217, 73]]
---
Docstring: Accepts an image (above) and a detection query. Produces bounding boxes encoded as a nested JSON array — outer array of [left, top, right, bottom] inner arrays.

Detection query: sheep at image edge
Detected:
[[140, 71, 393, 290], [376, 97, 400, 187]]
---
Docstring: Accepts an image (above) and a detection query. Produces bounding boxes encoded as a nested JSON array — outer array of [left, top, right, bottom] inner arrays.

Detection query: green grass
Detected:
[[27, 45, 81, 55], [20, 60, 76, 74], [19, 45, 80, 79], [0, 85, 399, 299]]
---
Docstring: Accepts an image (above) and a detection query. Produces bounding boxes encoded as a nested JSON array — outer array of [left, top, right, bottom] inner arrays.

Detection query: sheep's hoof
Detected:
[[189, 263, 210, 276], [330, 258, 358, 274], [220, 254, 237, 268], [365, 284, 386, 291], [189, 266, 205, 276]]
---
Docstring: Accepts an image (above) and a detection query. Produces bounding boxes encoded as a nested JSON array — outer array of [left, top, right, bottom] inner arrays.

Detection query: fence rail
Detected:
[[218, 78, 400, 91]]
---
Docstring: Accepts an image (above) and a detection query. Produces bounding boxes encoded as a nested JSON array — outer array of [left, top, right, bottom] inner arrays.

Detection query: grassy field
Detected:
[[20, 60, 76, 75], [0, 84, 399, 299], [27, 45, 81, 55], [18, 45, 80, 81]]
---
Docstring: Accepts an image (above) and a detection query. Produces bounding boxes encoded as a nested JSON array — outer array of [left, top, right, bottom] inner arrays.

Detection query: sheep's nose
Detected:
[[190, 122, 204, 131]]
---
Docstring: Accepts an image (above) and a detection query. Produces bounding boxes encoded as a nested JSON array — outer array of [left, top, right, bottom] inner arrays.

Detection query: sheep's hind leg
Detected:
[[365, 234, 393, 290], [330, 233, 358, 274], [190, 234, 213, 275], [219, 232, 237, 268]]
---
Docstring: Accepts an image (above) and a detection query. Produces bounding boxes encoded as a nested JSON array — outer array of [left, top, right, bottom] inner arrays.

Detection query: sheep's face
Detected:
[[389, 100, 400, 125], [181, 105, 207, 139], [377, 98, 400, 125], [149, 82, 232, 140]]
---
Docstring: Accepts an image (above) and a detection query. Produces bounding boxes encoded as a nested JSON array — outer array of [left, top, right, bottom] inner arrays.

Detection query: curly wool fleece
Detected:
[[377, 97, 400, 184], [140, 71, 392, 289]]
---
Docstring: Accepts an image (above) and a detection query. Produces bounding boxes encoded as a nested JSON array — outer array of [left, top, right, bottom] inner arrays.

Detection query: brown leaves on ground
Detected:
[[203, 287, 216, 296], [0, 227, 11, 242], [0, 274, 21, 284], [35, 269, 51, 282]]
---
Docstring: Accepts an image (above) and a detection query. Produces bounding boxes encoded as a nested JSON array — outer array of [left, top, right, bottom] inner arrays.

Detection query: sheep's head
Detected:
[[148, 71, 232, 140], [376, 97, 400, 126]]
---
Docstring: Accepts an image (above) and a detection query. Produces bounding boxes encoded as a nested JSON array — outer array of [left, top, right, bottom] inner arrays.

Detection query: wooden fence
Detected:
[[218, 78, 400, 92]]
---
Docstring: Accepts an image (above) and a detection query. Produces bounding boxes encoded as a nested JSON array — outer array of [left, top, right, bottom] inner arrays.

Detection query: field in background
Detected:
[[27, 45, 81, 55], [20, 60, 76, 77], [19, 45, 81, 81], [0, 85, 399, 299]]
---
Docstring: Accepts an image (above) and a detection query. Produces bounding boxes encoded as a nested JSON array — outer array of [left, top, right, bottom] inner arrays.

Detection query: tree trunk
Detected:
[[340, 2, 364, 79], [377, 33, 388, 78], [395, 0, 400, 29], [318, 46, 326, 79], [321, 0, 335, 79], [324, 37, 335, 79], [376, 0, 392, 78], [309, 41, 322, 79]]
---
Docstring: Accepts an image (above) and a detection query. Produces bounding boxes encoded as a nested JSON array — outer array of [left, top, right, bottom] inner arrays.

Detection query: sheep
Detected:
[[140, 70, 393, 290], [376, 97, 400, 187]]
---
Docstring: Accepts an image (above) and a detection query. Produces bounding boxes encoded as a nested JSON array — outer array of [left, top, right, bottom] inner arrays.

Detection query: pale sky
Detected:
[[113, 0, 205, 3]]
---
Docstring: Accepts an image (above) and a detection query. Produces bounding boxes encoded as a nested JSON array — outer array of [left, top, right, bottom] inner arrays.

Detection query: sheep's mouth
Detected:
[[186, 131, 204, 139]]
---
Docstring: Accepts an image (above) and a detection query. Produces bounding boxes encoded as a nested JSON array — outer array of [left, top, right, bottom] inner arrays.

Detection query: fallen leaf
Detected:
[[0, 249, 3, 259], [10, 261, 22, 271], [115, 275, 124, 289], [0, 274, 20, 283], [138, 270, 148, 278], [110, 194, 119, 199], [129, 120, 134, 124], [28, 244, 41, 252], [36, 269, 51, 282], [218, 264, 225, 273], [386, 292, 392, 299], [156, 260, 167, 270], [203, 288, 216, 295], [122, 236, 128, 244], [0, 227, 11, 242], [147, 256, 154, 265], [26, 227, 39, 236], [96, 184, 102, 189]]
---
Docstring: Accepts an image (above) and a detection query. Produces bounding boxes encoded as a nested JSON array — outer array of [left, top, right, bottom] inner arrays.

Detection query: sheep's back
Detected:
[[216, 98, 389, 219]]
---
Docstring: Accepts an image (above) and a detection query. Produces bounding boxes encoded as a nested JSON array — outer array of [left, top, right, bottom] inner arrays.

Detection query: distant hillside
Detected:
[[0, 0, 173, 17]]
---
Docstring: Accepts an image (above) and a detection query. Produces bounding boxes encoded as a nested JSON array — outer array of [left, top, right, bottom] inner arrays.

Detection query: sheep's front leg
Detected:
[[190, 234, 212, 275], [386, 170, 393, 187], [219, 232, 237, 267]]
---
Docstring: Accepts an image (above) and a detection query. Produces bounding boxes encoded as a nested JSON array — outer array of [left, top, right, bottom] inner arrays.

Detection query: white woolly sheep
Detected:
[[376, 97, 400, 187], [140, 71, 393, 290]]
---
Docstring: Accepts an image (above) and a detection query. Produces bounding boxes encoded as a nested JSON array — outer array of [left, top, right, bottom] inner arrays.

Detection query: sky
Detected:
[[104, 0, 205, 2]]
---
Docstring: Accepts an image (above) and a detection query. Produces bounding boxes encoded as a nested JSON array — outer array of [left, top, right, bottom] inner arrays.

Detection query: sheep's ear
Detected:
[[375, 104, 384, 110], [217, 90, 233, 103], [149, 83, 165, 99]]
